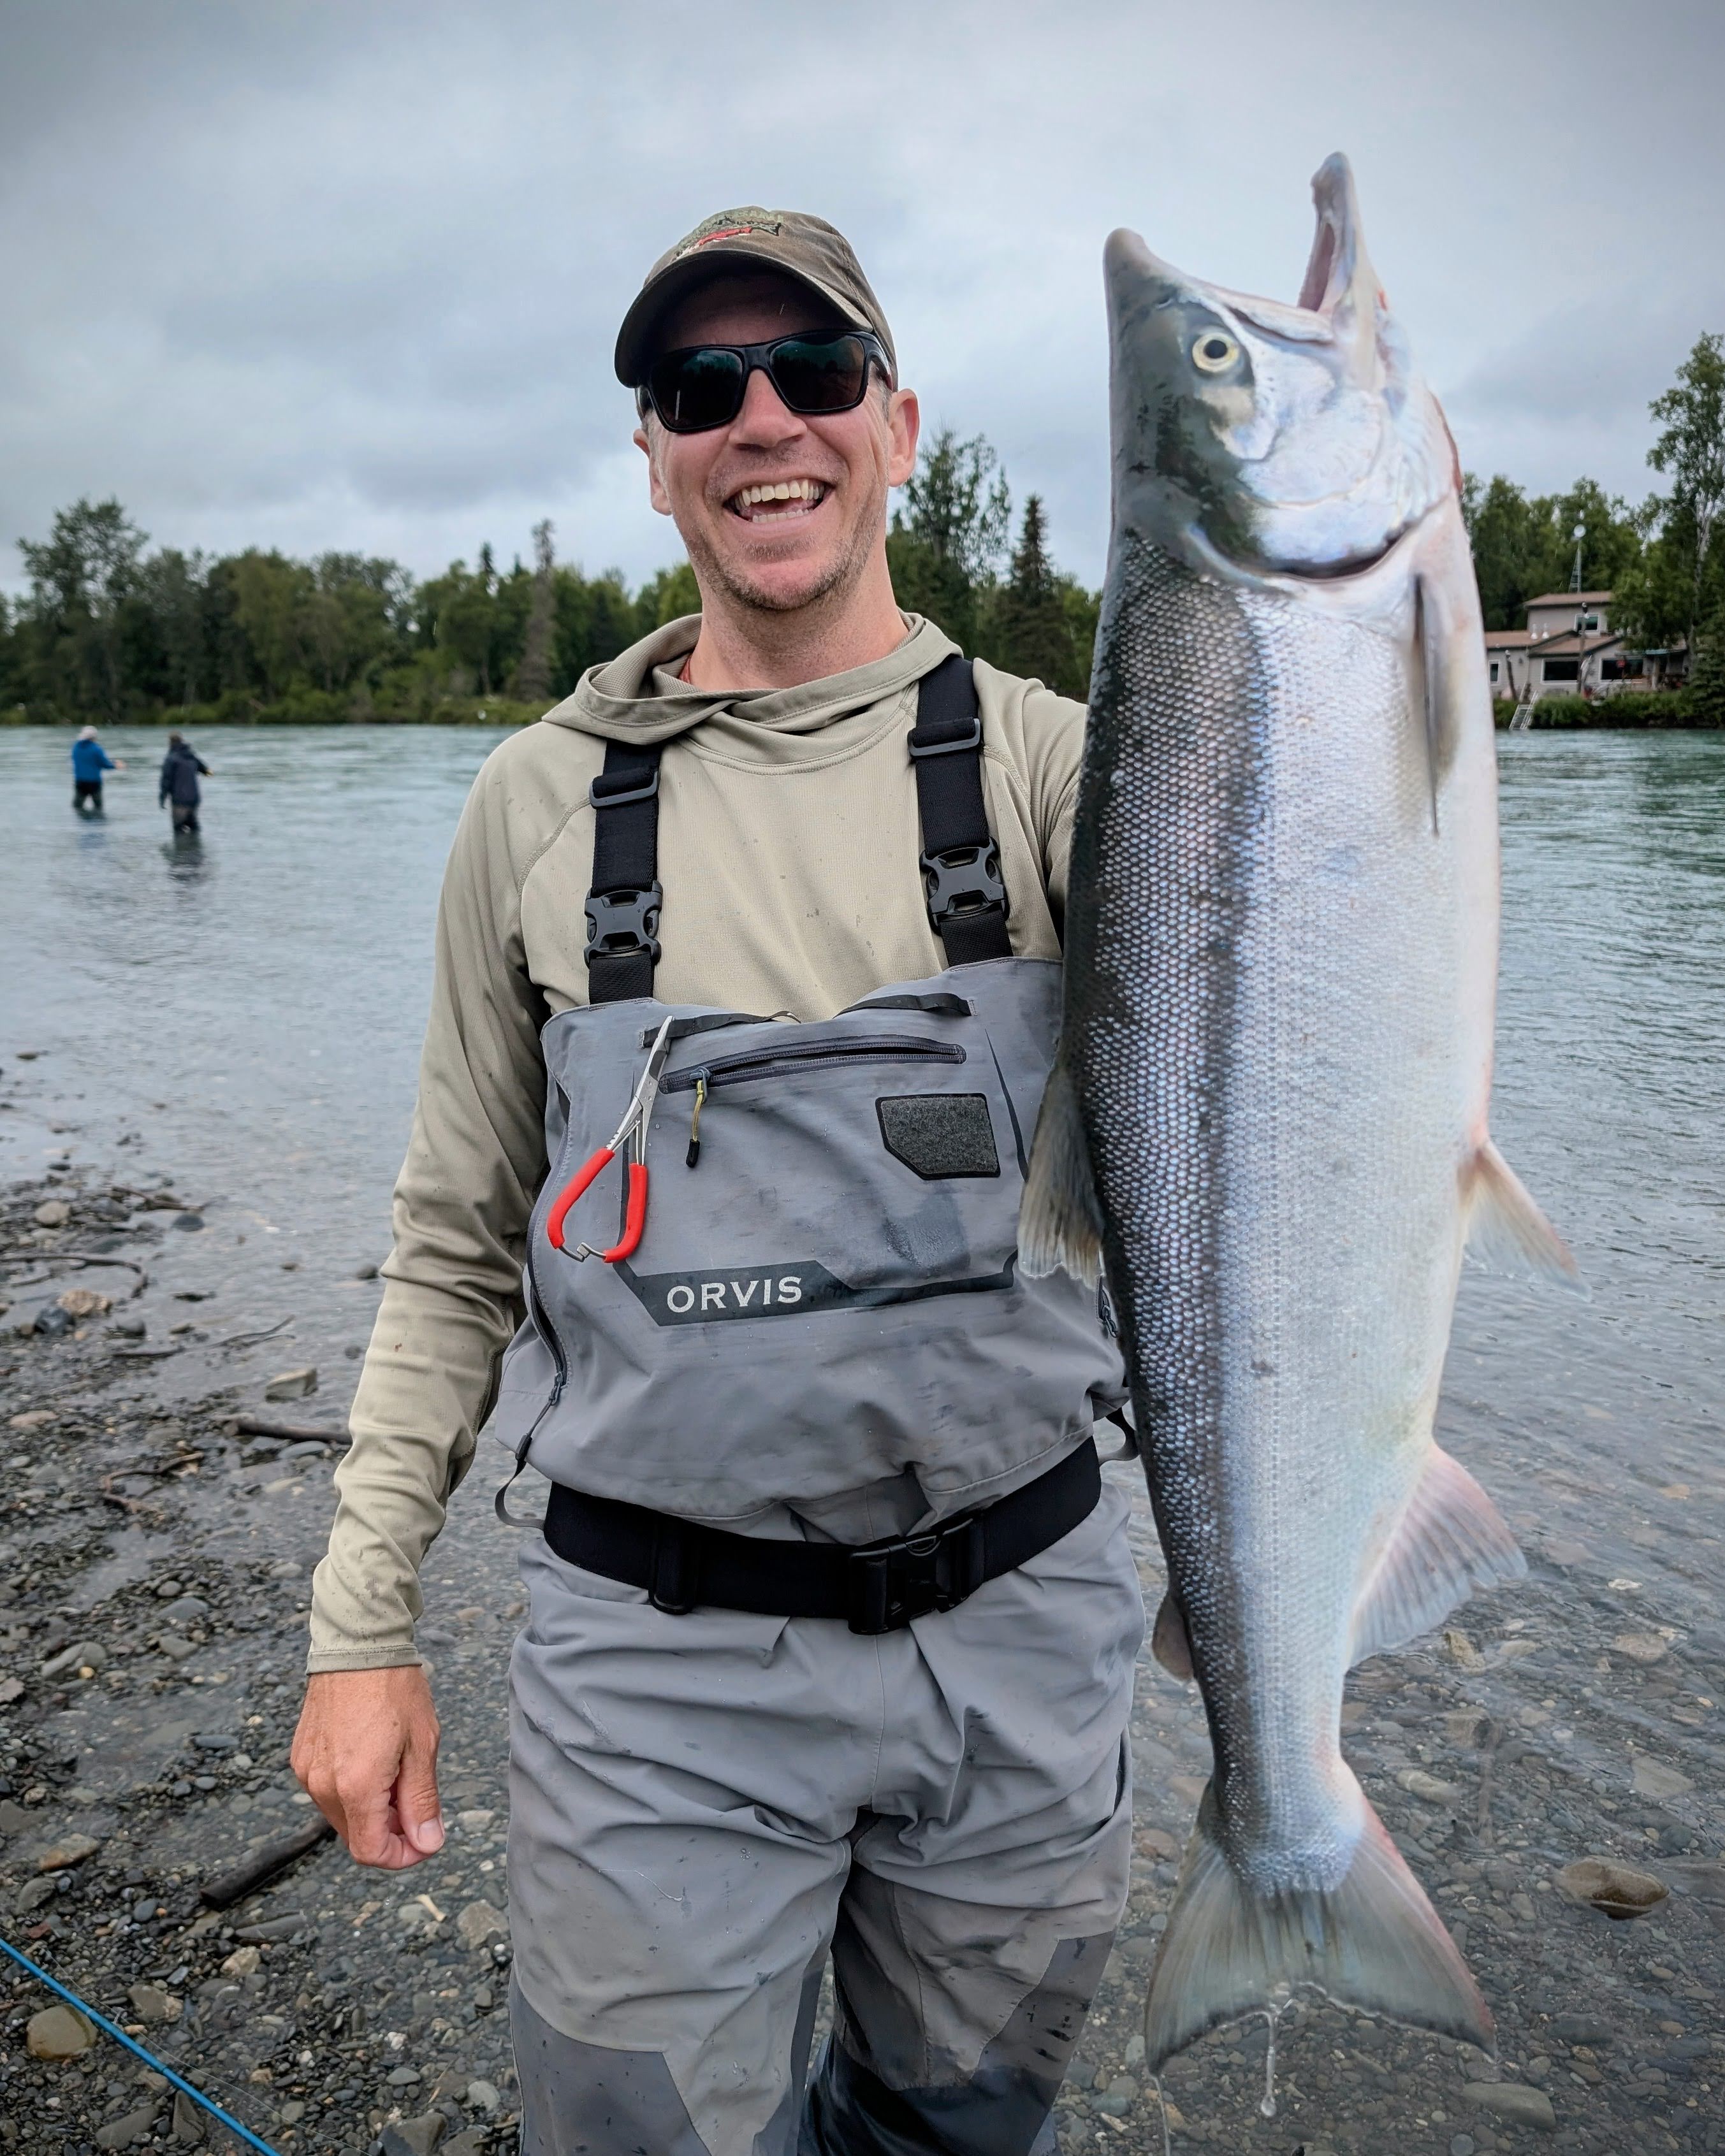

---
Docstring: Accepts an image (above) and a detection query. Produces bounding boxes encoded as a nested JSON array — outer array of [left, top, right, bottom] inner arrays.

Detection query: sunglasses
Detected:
[[640, 331, 892, 435]]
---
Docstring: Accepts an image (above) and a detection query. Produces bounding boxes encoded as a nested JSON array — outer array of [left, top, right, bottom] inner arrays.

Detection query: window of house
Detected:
[[1543, 659, 1580, 682], [1490, 660, 1500, 683]]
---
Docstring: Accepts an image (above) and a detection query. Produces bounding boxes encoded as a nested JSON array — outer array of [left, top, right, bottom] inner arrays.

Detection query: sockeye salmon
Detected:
[[1021, 154, 1580, 2069]]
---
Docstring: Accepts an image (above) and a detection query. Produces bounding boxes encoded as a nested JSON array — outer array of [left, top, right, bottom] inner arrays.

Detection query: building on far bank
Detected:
[[1485, 591, 1687, 704]]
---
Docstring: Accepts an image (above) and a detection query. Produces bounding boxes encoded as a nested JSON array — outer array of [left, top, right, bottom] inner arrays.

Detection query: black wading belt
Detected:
[[544, 1436, 1100, 1633], [583, 655, 1011, 1002]]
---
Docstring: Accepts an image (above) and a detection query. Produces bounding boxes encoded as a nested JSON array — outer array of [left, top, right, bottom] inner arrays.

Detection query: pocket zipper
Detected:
[[660, 1033, 964, 1094]]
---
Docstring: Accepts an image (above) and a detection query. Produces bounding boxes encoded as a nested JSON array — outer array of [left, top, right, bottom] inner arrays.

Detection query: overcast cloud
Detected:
[[2, 0, 1721, 594]]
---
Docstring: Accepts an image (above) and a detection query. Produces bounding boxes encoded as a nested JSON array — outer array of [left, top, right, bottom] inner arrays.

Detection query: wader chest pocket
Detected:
[[877, 1094, 999, 1179]]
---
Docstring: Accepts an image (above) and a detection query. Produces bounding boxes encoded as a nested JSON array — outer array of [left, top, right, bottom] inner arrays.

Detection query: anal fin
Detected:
[[1019, 1047, 1103, 1285], [1465, 1139, 1584, 1292], [1350, 1445, 1525, 1665]]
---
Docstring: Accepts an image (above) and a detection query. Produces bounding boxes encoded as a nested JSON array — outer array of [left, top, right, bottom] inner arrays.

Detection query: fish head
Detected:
[[1105, 154, 1456, 581]]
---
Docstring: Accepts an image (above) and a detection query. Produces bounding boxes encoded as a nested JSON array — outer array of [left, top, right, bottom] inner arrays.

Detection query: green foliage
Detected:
[[1687, 608, 1725, 729], [1460, 473, 1641, 631], [1644, 331, 1725, 645], [888, 429, 1013, 658]]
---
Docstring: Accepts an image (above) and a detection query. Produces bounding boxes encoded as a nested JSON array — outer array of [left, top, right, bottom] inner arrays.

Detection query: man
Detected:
[[294, 210, 1144, 2156], [71, 724, 122, 813], [159, 731, 210, 834]]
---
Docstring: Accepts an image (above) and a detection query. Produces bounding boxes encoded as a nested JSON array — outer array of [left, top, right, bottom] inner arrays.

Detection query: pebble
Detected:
[[456, 1899, 509, 1950], [1450, 2139, 1476, 2156], [263, 1366, 317, 1401], [1631, 1754, 1693, 1798], [169, 1212, 205, 1232], [1398, 1768, 1462, 1804], [219, 1945, 261, 1976], [381, 2117, 446, 2156], [1460, 2083, 1556, 2131], [33, 1199, 71, 1227], [56, 1285, 112, 1319], [1556, 1857, 1668, 1918], [26, 2002, 96, 2058], [127, 1982, 182, 2023], [40, 1640, 103, 1679], [8, 1406, 55, 1428], [1613, 1630, 1671, 1664], [34, 1831, 101, 1872], [94, 2104, 163, 2149], [465, 2078, 500, 2112]]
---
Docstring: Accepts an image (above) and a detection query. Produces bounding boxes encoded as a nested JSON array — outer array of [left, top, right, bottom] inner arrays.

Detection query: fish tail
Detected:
[[1142, 1782, 1492, 2071], [1019, 1046, 1103, 1284]]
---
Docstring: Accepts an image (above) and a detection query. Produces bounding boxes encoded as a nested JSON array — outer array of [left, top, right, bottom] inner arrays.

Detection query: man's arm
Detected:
[[295, 753, 553, 1862]]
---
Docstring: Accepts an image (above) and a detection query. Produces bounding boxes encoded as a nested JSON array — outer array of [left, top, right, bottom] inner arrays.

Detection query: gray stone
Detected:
[[168, 1212, 205, 1232], [96, 2105, 163, 2150], [171, 2090, 207, 2144], [27, 2003, 96, 2057], [442, 2136, 488, 2156], [193, 1730, 238, 1753], [153, 1578, 184, 1599], [464, 2079, 500, 2113], [127, 1983, 181, 2024], [1460, 2083, 1557, 2131], [157, 1596, 208, 1624], [34, 1831, 101, 1871], [1450, 2141, 1476, 2156], [14, 1875, 58, 1913], [456, 1899, 508, 1950], [156, 1635, 198, 1663], [33, 1199, 71, 1227], [38, 1640, 101, 1681], [109, 1316, 147, 1339], [381, 2119, 447, 2156], [263, 1366, 317, 1401], [386, 2064, 423, 2087]]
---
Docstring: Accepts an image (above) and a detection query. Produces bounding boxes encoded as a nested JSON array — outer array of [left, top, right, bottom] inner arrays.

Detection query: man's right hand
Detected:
[[292, 1666, 444, 1869]]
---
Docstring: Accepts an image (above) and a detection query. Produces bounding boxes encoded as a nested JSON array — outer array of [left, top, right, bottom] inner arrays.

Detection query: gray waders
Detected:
[[489, 657, 1143, 2153]]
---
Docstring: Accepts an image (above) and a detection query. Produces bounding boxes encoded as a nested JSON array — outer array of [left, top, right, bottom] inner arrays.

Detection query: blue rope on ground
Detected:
[[0, 1930, 283, 2155]]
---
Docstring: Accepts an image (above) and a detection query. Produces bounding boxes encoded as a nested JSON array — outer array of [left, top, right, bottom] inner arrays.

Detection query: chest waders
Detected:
[[489, 656, 1127, 1632]]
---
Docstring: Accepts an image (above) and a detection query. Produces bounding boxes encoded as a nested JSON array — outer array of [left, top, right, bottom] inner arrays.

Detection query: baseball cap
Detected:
[[614, 208, 896, 388]]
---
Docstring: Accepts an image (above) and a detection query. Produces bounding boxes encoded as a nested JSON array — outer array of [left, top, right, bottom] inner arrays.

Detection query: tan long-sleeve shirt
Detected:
[[309, 614, 1086, 1671]]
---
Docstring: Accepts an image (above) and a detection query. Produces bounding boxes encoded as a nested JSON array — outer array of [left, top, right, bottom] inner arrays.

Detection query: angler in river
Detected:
[[1023, 154, 1580, 2074], [293, 209, 1144, 2153]]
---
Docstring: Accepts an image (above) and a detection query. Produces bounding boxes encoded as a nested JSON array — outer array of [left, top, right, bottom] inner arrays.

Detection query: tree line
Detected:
[[3, 335, 1719, 727]]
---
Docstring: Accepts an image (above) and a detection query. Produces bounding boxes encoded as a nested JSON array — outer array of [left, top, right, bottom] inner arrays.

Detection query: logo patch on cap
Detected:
[[680, 219, 782, 257]]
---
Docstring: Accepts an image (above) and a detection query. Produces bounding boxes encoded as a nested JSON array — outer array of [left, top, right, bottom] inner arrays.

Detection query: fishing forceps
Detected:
[[546, 1016, 674, 1263]]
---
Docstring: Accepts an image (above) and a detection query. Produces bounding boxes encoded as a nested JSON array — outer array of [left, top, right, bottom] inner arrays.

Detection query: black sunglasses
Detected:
[[640, 331, 892, 435]]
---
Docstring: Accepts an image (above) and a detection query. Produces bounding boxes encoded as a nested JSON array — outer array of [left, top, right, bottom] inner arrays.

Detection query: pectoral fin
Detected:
[[1019, 1048, 1103, 1285]]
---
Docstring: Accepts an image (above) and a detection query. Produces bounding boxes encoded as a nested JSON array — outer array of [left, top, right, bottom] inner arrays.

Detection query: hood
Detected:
[[541, 612, 959, 747]]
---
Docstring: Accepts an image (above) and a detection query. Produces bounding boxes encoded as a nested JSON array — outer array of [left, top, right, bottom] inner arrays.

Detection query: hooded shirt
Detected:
[[159, 742, 208, 806], [310, 614, 1088, 1671]]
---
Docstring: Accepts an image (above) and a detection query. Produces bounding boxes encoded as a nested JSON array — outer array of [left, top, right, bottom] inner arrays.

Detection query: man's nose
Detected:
[[729, 361, 805, 445]]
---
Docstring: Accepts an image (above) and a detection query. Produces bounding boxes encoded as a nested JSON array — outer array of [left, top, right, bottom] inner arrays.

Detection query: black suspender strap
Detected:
[[585, 739, 664, 1004], [908, 655, 1012, 966]]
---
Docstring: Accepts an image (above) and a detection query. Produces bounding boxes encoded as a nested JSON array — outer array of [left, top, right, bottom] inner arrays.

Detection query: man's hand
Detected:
[[292, 1667, 444, 1869]]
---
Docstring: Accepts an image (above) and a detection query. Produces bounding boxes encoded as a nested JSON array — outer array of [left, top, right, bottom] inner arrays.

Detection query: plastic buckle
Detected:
[[919, 844, 1008, 934], [908, 715, 982, 759], [648, 1517, 697, 1615], [588, 767, 660, 809], [846, 1514, 986, 1635], [585, 883, 664, 968]]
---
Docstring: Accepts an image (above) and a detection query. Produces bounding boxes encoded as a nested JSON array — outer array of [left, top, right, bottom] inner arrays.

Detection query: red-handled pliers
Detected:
[[546, 1016, 675, 1262]]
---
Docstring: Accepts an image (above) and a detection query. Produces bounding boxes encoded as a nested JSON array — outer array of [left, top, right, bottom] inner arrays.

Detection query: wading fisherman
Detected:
[[71, 724, 122, 813], [159, 731, 210, 834], [294, 210, 1144, 2156]]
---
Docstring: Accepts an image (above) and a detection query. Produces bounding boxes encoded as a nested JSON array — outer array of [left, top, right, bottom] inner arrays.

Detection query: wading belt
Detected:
[[544, 1436, 1100, 1633], [583, 652, 1012, 1002]]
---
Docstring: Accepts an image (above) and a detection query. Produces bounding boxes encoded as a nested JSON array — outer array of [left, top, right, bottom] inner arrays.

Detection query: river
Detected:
[[0, 723, 1720, 2153]]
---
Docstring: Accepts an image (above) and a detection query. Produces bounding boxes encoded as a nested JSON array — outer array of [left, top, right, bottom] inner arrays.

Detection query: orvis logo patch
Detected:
[[614, 1257, 1015, 1326]]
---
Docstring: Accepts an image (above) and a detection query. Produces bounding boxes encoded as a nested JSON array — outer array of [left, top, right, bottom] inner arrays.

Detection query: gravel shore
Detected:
[[1, 1165, 1720, 2155]]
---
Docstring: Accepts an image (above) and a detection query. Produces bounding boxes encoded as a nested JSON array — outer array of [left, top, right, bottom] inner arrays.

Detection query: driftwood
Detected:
[[233, 1414, 346, 1444], [200, 1816, 335, 1909]]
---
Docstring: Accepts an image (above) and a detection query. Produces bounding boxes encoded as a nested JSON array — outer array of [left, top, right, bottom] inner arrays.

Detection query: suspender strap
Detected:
[[585, 740, 664, 1004], [908, 656, 1012, 966]]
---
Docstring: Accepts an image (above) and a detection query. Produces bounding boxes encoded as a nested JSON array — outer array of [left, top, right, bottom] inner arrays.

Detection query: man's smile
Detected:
[[725, 477, 831, 525]]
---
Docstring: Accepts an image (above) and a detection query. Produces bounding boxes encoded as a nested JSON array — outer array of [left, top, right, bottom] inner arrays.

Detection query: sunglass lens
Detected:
[[770, 335, 869, 414], [650, 347, 746, 431]]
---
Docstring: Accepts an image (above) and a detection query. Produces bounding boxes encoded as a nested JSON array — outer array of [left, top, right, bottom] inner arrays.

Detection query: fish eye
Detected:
[[1191, 330, 1241, 374]]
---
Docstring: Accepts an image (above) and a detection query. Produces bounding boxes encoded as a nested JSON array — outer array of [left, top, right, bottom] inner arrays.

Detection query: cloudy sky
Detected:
[[3, 0, 1721, 594]]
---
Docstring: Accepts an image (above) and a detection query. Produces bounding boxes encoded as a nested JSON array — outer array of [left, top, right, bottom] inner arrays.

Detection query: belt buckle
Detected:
[[845, 1514, 984, 1636]]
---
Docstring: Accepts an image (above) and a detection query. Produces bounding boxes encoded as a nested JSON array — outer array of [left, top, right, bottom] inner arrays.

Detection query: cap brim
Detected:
[[614, 245, 870, 387]]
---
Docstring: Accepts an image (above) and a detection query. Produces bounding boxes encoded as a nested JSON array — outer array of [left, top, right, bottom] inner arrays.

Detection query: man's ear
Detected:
[[886, 389, 920, 489], [634, 421, 674, 517]]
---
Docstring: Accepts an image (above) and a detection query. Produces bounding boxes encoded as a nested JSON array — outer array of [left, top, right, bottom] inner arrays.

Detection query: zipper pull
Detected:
[[686, 1073, 708, 1168]]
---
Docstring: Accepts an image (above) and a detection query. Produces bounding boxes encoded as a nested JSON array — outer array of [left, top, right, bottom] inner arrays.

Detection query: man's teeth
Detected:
[[734, 479, 826, 510]]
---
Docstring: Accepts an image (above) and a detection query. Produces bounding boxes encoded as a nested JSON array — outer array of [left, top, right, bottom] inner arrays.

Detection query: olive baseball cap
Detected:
[[614, 207, 897, 388]]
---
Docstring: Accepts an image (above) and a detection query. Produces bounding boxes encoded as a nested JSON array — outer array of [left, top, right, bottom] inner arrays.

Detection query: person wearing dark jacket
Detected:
[[159, 733, 211, 834]]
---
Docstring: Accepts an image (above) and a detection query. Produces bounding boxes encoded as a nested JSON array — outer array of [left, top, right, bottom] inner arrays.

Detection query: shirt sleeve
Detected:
[[308, 764, 552, 1671]]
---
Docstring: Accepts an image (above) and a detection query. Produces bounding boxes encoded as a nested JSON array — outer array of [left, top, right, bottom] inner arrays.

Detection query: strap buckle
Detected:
[[919, 844, 1008, 935], [845, 1514, 986, 1635], [585, 883, 664, 968], [908, 715, 982, 758], [589, 767, 660, 809]]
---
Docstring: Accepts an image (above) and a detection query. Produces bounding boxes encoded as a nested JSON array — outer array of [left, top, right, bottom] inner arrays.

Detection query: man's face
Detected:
[[634, 273, 919, 616]]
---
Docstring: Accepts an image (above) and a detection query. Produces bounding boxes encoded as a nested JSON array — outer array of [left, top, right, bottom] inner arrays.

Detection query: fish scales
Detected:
[[1022, 154, 1579, 2078]]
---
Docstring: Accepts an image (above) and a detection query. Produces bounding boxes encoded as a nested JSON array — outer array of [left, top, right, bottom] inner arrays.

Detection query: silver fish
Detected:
[[1022, 154, 1580, 2070]]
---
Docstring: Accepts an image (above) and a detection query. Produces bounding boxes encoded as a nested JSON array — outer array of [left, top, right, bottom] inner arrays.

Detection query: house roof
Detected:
[[1484, 629, 1531, 647], [1533, 630, 1622, 659], [1525, 591, 1612, 609]]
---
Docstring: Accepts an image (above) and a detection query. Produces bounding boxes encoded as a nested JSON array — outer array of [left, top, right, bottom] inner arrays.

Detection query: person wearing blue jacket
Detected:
[[71, 726, 123, 814], [159, 732, 212, 834]]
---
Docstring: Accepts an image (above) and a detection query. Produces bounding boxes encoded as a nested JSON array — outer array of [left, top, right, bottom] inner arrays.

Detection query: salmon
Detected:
[[1022, 154, 1580, 2071]]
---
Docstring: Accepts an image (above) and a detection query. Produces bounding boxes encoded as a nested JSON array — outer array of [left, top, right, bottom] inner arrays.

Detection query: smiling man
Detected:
[[294, 210, 1145, 2156]]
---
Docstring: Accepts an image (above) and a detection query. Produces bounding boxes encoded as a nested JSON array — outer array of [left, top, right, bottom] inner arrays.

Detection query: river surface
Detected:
[[1, 724, 1722, 2150]]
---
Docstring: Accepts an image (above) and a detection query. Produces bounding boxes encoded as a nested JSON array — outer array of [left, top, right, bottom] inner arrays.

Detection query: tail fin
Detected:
[[1143, 1783, 1492, 2071]]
